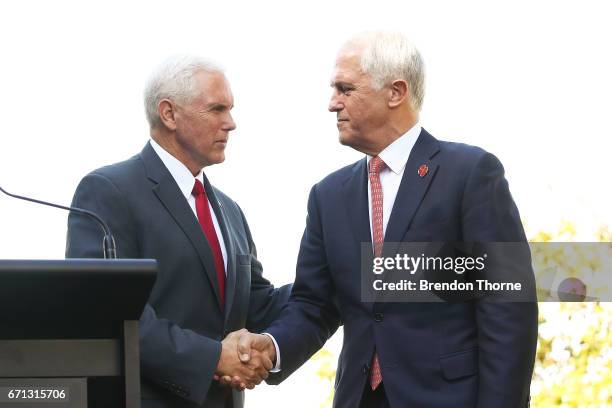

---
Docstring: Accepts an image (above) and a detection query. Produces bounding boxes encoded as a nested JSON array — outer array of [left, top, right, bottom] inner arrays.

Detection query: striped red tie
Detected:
[[369, 156, 385, 390], [192, 179, 226, 308]]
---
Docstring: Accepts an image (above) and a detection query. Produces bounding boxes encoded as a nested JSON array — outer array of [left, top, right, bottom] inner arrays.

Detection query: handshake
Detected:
[[213, 329, 276, 391]]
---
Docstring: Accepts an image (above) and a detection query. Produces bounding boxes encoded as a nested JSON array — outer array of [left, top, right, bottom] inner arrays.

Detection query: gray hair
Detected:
[[343, 31, 425, 112], [144, 55, 223, 128]]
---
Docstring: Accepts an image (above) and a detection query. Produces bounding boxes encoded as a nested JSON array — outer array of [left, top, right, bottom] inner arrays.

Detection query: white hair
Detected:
[[144, 55, 223, 128], [343, 31, 425, 111]]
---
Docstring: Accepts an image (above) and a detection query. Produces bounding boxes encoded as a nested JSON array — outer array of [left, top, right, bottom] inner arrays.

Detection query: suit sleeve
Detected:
[[461, 153, 538, 408], [65, 173, 221, 406], [237, 206, 293, 333], [265, 185, 341, 384]]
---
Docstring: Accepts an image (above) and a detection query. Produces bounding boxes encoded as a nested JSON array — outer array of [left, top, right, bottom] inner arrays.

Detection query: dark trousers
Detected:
[[359, 382, 390, 408]]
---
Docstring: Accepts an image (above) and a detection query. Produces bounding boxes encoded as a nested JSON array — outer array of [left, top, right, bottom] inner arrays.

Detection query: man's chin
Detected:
[[338, 134, 371, 155], [338, 133, 353, 147], [203, 154, 225, 167]]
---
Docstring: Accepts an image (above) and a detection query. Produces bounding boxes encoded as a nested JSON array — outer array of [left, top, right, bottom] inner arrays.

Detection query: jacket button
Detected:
[[374, 313, 384, 322], [362, 364, 370, 375]]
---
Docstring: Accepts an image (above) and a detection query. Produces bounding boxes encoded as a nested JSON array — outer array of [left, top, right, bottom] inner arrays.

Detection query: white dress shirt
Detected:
[[268, 123, 422, 371], [149, 139, 228, 271], [367, 122, 422, 241]]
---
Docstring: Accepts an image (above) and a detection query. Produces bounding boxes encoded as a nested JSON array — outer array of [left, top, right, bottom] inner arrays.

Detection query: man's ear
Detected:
[[158, 99, 178, 130], [388, 79, 409, 108]]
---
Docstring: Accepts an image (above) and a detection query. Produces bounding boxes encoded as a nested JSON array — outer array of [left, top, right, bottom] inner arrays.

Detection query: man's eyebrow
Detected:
[[207, 103, 233, 110], [331, 81, 354, 89]]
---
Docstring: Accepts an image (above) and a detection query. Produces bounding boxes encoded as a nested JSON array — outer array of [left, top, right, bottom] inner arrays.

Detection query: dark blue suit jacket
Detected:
[[66, 143, 291, 408], [266, 129, 538, 407]]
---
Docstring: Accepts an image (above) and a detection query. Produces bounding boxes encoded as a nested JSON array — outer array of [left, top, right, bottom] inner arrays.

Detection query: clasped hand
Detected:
[[214, 329, 276, 390]]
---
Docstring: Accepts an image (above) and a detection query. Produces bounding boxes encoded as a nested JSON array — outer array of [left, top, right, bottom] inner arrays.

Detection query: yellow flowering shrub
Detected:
[[530, 223, 611, 407]]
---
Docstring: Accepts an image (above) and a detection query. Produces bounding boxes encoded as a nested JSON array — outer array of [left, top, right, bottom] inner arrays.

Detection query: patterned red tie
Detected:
[[192, 179, 226, 308], [369, 156, 385, 390]]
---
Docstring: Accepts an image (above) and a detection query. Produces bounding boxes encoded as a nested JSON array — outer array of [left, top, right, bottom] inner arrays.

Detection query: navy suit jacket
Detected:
[[266, 129, 538, 407], [66, 142, 291, 408]]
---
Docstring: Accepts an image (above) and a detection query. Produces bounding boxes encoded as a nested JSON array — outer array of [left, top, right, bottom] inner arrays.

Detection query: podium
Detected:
[[0, 259, 156, 408]]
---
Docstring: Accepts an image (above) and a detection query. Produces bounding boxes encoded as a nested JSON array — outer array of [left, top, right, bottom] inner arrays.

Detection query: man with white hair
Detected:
[[66, 56, 291, 407], [235, 32, 538, 407]]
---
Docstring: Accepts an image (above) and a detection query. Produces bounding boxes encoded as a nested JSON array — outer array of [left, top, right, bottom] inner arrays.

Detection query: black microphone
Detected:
[[0, 185, 117, 259]]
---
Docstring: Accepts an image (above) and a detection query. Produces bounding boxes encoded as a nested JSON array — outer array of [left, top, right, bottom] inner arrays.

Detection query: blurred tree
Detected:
[[530, 222, 611, 407]]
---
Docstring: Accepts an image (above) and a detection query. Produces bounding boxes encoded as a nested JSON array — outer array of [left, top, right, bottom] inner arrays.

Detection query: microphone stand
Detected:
[[0, 185, 117, 259]]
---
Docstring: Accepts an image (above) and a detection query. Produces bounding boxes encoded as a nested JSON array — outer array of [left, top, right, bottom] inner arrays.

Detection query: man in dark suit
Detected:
[[234, 32, 538, 407], [66, 56, 291, 408]]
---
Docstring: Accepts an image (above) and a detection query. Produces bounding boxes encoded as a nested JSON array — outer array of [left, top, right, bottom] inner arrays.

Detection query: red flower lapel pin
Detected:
[[418, 164, 429, 178]]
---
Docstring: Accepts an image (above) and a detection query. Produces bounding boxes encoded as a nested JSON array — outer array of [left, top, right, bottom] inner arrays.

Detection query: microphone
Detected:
[[0, 185, 117, 259]]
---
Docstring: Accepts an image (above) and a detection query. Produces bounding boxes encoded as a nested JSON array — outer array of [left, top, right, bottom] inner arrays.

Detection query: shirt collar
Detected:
[[149, 138, 204, 199], [367, 122, 422, 174]]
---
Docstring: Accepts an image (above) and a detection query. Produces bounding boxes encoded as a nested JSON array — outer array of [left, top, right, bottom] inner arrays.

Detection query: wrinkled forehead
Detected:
[[330, 48, 367, 85]]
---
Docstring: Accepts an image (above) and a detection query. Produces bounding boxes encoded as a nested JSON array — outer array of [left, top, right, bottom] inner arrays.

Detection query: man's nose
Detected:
[[328, 91, 343, 112], [224, 113, 236, 131]]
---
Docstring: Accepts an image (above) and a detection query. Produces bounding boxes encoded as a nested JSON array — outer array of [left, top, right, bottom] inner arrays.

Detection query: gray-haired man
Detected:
[[235, 32, 537, 408], [66, 56, 291, 408]]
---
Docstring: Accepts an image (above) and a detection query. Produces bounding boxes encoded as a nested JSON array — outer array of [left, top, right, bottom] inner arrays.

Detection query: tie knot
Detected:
[[369, 156, 386, 174], [192, 179, 205, 197]]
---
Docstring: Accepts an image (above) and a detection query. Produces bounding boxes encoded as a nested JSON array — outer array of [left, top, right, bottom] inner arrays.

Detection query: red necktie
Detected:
[[369, 156, 385, 390], [192, 179, 226, 308]]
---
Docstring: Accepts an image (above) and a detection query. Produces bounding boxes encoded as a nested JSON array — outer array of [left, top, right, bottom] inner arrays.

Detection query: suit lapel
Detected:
[[342, 130, 441, 248], [343, 159, 376, 311], [384, 129, 440, 244], [373, 129, 440, 304], [203, 177, 237, 324], [343, 158, 372, 248], [140, 143, 224, 312]]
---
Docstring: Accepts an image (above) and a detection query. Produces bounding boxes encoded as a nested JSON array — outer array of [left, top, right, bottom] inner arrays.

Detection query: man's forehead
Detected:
[[194, 70, 228, 88], [331, 50, 364, 84], [193, 71, 232, 98], [206, 88, 234, 106], [195, 71, 231, 90]]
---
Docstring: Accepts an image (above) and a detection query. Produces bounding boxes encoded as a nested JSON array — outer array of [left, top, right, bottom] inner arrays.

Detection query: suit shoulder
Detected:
[[437, 139, 489, 161], [315, 159, 363, 191], [435, 138, 505, 171], [82, 154, 144, 186]]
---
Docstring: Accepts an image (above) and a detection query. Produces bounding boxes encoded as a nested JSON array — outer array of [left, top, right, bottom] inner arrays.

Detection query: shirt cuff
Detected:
[[262, 333, 281, 372]]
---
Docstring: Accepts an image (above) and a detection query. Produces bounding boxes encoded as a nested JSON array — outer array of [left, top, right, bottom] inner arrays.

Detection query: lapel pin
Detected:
[[418, 164, 429, 178]]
